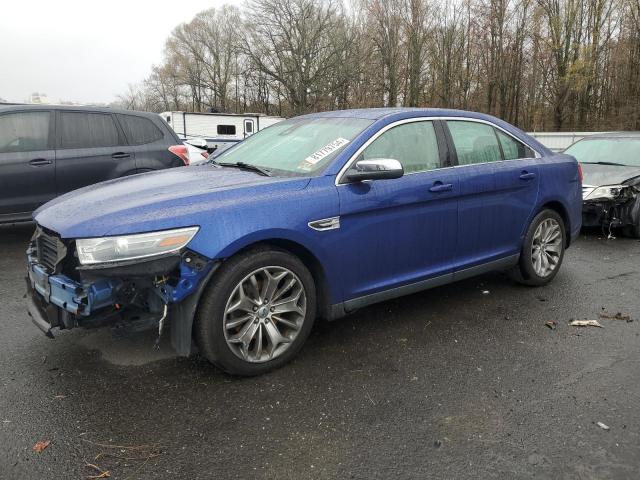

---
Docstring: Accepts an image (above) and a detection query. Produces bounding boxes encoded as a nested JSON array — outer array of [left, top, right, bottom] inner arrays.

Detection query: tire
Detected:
[[194, 246, 316, 376], [623, 222, 640, 239], [510, 209, 566, 286]]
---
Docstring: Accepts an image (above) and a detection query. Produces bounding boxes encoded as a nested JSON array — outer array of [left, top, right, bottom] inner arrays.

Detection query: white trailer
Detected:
[[160, 111, 285, 154]]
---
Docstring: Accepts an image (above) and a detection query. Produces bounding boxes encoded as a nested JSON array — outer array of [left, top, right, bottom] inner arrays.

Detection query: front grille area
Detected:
[[36, 233, 59, 272], [33, 228, 67, 274]]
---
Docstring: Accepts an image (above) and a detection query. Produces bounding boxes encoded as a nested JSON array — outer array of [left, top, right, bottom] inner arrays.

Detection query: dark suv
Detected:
[[0, 105, 189, 224]]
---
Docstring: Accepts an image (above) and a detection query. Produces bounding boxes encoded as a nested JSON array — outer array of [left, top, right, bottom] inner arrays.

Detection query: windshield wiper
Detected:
[[582, 161, 627, 167], [214, 161, 272, 176]]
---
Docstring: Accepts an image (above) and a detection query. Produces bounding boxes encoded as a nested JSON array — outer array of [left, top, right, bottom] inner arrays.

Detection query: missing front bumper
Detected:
[[25, 246, 217, 356], [582, 193, 640, 229]]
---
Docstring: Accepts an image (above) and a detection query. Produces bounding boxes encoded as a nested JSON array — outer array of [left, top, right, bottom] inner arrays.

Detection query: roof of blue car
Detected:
[[300, 107, 552, 156], [302, 107, 494, 121]]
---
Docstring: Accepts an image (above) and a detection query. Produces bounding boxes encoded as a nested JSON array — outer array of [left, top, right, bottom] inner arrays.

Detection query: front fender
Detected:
[[187, 176, 339, 262]]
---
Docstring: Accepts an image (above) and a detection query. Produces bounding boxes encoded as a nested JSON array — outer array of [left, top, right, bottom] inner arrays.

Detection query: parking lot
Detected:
[[1, 223, 639, 479]]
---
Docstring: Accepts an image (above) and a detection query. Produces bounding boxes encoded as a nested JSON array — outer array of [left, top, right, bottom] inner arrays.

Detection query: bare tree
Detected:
[[241, 0, 346, 114], [119, 0, 640, 132]]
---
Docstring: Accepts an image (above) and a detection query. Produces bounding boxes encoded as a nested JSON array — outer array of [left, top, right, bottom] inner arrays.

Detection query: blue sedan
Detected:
[[27, 108, 583, 375]]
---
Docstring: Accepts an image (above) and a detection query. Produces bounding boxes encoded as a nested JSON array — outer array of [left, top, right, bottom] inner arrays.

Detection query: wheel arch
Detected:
[[172, 234, 334, 357]]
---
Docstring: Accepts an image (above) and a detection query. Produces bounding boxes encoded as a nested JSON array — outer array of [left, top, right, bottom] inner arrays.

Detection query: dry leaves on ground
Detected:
[[32, 440, 50, 453], [599, 312, 633, 322]]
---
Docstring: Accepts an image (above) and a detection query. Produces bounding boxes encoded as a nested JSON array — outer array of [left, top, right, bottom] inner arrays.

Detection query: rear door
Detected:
[[444, 119, 540, 268], [116, 113, 177, 172], [0, 110, 55, 218], [55, 110, 136, 195]]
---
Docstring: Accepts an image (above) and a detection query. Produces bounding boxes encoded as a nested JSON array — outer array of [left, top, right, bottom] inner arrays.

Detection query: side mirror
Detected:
[[185, 137, 208, 149], [346, 158, 404, 182]]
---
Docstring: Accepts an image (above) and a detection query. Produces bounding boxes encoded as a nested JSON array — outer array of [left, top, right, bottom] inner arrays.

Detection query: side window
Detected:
[[59, 112, 120, 149], [358, 121, 440, 173], [118, 114, 163, 145], [218, 125, 236, 135], [448, 121, 502, 165], [0, 111, 50, 154], [496, 129, 534, 160]]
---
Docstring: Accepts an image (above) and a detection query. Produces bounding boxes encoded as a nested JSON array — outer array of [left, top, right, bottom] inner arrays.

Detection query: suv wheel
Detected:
[[511, 209, 566, 286], [195, 247, 316, 376], [623, 219, 640, 239]]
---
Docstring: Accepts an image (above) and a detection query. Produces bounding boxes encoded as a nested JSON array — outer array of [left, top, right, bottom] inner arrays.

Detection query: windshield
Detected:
[[565, 138, 640, 167], [213, 117, 373, 176]]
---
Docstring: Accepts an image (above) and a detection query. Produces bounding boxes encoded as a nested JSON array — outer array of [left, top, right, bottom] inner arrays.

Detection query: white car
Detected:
[[182, 137, 210, 166]]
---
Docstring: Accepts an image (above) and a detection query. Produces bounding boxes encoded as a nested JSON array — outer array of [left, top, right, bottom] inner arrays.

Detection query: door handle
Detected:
[[429, 182, 453, 193], [29, 158, 52, 166], [519, 171, 536, 181], [112, 152, 131, 159]]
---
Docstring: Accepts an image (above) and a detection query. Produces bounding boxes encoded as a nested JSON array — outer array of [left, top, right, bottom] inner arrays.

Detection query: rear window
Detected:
[[218, 125, 236, 135], [448, 121, 502, 165], [59, 112, 120, 149], [496, 130, 534, 160], [0, 111, 50, 153], [118, 114, 164, 145]]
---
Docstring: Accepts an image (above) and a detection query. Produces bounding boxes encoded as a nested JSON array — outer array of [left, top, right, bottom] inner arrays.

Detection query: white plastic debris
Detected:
[[569, 320, 603, 328], [597, 422, 610, 430]]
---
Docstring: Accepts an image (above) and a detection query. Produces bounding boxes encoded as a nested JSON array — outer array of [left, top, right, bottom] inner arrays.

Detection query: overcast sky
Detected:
[[0, 0, 242, 104]]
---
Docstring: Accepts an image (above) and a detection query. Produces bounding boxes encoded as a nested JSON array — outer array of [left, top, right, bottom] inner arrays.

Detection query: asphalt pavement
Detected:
[[1, 223, 639, 479]]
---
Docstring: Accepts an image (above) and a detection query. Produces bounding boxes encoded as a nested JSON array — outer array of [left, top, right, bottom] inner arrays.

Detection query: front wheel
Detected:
[[511, 209, 566, 286], [194, 247, 316, 376]]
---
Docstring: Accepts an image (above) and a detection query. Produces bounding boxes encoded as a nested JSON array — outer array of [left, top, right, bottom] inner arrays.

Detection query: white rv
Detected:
[[160, 111, 285, 154]]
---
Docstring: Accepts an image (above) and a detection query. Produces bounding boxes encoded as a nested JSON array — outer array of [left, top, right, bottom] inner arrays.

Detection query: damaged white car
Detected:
[[565, 133, 640, 237]]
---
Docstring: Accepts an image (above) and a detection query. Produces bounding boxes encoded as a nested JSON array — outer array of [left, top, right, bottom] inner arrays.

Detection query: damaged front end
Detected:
[[26, 226, 217, 355], [582, 182, 640, 232]]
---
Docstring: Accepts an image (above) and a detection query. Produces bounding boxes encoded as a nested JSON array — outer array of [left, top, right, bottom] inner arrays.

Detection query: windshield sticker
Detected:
[[301, 138, 350, 167]]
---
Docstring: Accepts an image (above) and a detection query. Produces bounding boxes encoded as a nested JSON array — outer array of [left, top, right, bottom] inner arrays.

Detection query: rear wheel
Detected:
[[195, 247, 316, 376], [511, 209, 566, 286]]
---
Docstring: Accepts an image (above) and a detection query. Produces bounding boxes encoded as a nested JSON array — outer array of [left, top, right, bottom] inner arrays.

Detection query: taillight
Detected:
[[201, 151, 209, 159], [577, 163, 583, 183], [168, 145, 190, 166]]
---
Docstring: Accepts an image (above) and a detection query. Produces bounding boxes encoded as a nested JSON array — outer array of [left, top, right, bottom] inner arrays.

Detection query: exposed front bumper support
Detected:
[[583, 196, 640, 229], [26, 278, 55, 338], [26, 246, 218, 355]]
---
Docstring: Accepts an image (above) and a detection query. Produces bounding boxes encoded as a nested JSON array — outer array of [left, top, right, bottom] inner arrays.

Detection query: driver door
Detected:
[[335, 120, 459, 306]]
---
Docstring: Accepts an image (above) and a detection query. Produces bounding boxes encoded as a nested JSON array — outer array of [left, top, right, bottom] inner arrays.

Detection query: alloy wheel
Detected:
[[223, 266, 307, 363], [531, 218, 562, 277]]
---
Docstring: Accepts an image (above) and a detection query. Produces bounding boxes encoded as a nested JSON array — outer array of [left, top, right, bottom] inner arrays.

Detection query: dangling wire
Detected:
[[154, 304, 169, 349]]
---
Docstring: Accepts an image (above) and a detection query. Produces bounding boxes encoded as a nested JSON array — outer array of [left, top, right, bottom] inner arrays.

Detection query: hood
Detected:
[[34, 166, 310, 238], [580, 163, 640, 187]]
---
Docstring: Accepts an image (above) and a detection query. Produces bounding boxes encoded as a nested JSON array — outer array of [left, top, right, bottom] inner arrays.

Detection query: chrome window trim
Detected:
[[335, 116, 542, 186]]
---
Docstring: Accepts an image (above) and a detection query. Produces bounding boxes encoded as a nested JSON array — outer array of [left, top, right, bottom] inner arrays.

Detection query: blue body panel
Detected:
[[33, 108, 581, 309]]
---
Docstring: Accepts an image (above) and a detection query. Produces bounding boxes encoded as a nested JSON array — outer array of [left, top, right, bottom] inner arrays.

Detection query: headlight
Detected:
[[584, 185, 625, 200], [76, 227, 199, 265]]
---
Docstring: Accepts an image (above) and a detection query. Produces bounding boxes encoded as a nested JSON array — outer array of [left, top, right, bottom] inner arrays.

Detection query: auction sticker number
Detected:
[[299, 138, 350, 170]]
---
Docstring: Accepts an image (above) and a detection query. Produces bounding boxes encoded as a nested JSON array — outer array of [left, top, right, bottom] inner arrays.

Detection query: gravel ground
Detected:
[[1, 223, 639, 479]]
